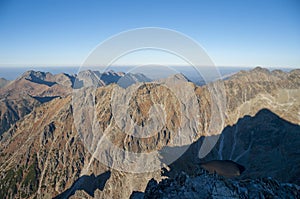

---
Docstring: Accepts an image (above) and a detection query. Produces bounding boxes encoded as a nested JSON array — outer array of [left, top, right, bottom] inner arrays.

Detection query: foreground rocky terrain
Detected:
[[132, 169, 300, 199], [0, 67, 299, 198]]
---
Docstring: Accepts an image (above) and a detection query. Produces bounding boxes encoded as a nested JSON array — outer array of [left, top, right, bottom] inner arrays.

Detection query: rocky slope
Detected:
[[0, 69, 150, 136], [0, 70, 75, 98], [164, 108, 300, 185], [0, 96, 162, 198], [0, 71, 74, 136], [0, 94, 41, 137], [0, 67, 299, 198], [134, 169, 300, 199]]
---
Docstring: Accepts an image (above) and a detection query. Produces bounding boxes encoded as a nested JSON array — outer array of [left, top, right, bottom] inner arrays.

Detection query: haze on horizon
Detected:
[[0, 0, 299, 68]]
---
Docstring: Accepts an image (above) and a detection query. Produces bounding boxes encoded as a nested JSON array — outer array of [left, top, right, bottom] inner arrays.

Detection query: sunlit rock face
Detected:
[[0, 71, 75, 136]]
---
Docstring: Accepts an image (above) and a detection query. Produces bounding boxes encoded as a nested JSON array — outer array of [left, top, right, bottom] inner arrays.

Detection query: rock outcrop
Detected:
[[136, 169, 300, 199]]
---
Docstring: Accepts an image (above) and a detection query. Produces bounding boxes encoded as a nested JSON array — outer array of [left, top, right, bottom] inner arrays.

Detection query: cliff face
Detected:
[[0, 67, 299, 198]]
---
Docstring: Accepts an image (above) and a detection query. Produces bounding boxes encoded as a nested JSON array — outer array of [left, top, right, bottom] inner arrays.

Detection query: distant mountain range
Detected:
[[0, 67, 299, 198], [74, 70, 151, 88]]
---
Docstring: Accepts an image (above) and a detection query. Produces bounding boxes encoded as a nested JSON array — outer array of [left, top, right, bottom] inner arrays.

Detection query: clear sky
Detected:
[[0, 0, 299, 68]]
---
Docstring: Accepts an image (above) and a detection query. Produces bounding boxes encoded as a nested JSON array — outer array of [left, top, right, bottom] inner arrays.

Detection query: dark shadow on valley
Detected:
[[160, 108, 300, 185], [53, 171, 111, 199], [32, 96, 60, 103], [25, 77, 57, 87]]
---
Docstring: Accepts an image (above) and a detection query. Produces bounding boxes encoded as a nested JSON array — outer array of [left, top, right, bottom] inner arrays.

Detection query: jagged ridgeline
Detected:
[[0, 67, 299, 198]]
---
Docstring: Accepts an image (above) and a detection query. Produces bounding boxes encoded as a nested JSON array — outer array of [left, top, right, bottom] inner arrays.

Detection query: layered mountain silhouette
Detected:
[[74, 69, 151, 88], [0, 70, 152, 136], [0, 67, 299, 198]]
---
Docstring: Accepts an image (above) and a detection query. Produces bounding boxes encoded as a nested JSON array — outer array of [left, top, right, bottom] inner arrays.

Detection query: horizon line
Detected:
[[0, 64, 299, 69]]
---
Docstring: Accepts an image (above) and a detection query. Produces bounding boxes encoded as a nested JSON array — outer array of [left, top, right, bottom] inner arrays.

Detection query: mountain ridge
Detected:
[[0, 67, 299, 198]]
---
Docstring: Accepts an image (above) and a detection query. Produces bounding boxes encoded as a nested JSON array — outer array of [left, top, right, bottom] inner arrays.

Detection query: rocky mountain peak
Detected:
[[103, 70, 125, 76], [251, 66, 271, 73], [20, 70, 52, 81]]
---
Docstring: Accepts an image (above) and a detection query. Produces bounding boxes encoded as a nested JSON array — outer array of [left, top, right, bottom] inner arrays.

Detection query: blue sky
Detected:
[[0, 0, 299, 68]]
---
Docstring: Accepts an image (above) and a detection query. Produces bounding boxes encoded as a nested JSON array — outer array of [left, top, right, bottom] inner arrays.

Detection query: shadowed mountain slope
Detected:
[[163, 109, 300, 185], [54, 171, 111, 199]]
